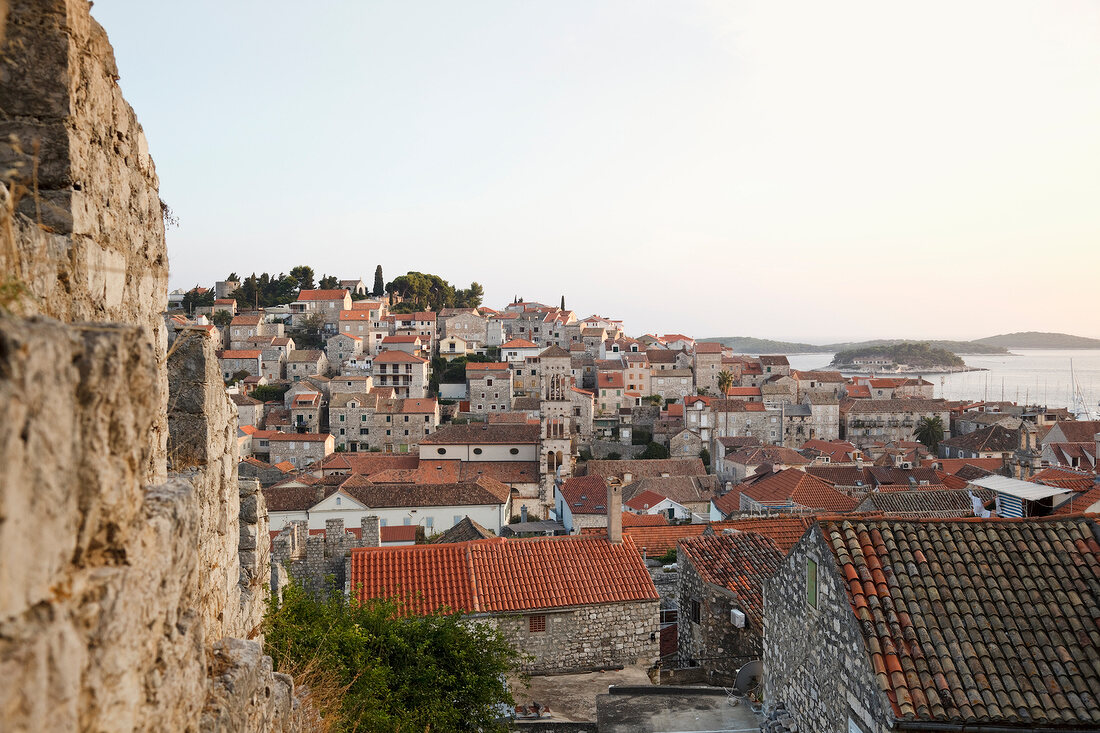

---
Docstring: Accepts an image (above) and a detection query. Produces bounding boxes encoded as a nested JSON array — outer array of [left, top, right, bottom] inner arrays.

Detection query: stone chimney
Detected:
[[360, 515, 381, 547], [607, 478, 623, 544]]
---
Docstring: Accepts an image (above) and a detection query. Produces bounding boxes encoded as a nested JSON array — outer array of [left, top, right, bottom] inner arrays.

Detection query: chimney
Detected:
[[520, 505, 528, 523], [607, 478, 623, 544], [360, 515, 381, 547]]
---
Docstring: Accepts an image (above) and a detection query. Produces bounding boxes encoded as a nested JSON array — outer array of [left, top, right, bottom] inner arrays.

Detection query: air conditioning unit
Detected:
[[730, 609, 746, 628]]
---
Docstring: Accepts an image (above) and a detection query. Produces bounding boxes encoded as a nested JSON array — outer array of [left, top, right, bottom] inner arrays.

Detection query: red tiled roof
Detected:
[[373, 350, 427, 363], [466, 362, 510, 372], [559, 475, 610, 514], [821, 516, 1100, 725], [694, 342, 723, 354], [231, 315, 261, 325], [339, 311, 372, 321], [1031, 467, 1097, 492], [266, 432, 331, 443], [296, 289, 348, 301], [421, 423, 540, 445], [381, 525, 419, 543], [710, 516, 814, 553], [501, 339, 538, 348], [679, 532, 783, 629], [598, 372, 625, 389], [625, 489, 669, 512], [221, 350, 262, 359], [734, 468, 858, 513], [621, 512, 669, 527], [349, 535, 658, 615], [1052, 484, 1100, 515], [585, 458, 707, 482]]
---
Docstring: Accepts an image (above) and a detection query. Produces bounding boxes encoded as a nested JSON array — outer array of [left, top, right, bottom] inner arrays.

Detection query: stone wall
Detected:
[[1, 0, 169, 483], [479, 600, 659, 674], [271, 517, 381, 600], [761, 526, 893, 733], [0, 2, 300, 729], [676, 553, 760, 685]]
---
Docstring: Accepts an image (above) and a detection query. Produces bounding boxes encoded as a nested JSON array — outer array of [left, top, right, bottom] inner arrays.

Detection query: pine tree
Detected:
[[560, 295, 565, 310]]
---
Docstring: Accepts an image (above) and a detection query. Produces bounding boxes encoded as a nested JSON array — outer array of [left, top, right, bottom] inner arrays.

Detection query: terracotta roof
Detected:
[[584, 458, 707, 483], [939, 424, 1018, 453], [846, 384, 872, 398], [315, 453, 419, 475], [723, 387, 761, 397], [382, 334, 421, 343], [273, 461, 296, 472], [709, 516, 814, 553], [296, 289, 348, 301], [855, 489, 980, 517], [867, 467, 942, 487], [559, 475, 611, 515], [221, 350, 262, 359], [231, 315, 261, 325], [431, 516, 497, 544], [466, 362, 510, 372], [1051, 484, 1100, 515], [287, 349, 324, 363], [1031, 467, 1097, 493], [538, 345, 570, 358], [733, 468, 858, 513], [679, 532, 783, 630], [694, 342, 723, 354], [420, 423, 540, 445], [338, 310, 372, 321], [349, 535, 658, 614], [1049, 442, 1097, 466], [954, 463, 996, 481], [624, 476, 719, 507], [717, 436, 763, 450], [791, 370, 845, 382], [806, 465, 871, 487], [759, 355, 790, 366], [266, 432, 330, 443], [935, 458, 1006, 475], [820, 516, 1100, 726], [381, 525, 419, 543], [501, 339, 538, 348], [621, 512, 669, 527], [845, 399, 950, 414], [725, 445, 811, 467], [586, 524, 708, 556], [625, 489, 670, 512], [373, 350, 427, 363], [598, 372, 625, 389], [1049, 420, 1100, 443]]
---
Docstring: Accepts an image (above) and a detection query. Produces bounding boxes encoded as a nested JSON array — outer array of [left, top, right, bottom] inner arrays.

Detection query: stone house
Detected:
[[328, 392, 379, 452], [325, 332, 363, 371], [218, 349, 262, 381], [337, 310, 389, 355], [842, 399, 951, 449], [569, 386, 596, 443], [677, 532, 784, 684], [650, 368, 695, 403], [720, 445, 811, 482], [348, 531, 659, 674], [373, 396, 439, 453], [763, 516, 1100, 733], [290, 289, 352, 330], [466, 362, 513, 414], [501, 338, 541, 363], [289, 391, 323, 433], [330, 374, 372, 396], [391, 312, 437, 352], [623, 353, 651, 395], [381, 334, 426, 358], [228, 313, 284, 349], [624, 489, 691, 522], [622, 475, 719, 519], [287, 349, 329, 380], [669, 428, 704, 459], [231, 392, 263, 429], [938, 424, 1017, 461], [260, 337, 294, 380], [790, 369, 846, 400], [692, 342, 724, 394], [597, 371, 626, 415], [441, 311, 490, 346], [372, 350, 429, 399], [265, 432, 334, 469], [759, 354, 790, 377], [339, 278, 368, 296], [265, 473, 512, 536]]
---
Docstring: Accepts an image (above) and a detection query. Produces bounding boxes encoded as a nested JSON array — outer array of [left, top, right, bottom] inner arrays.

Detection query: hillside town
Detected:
[[174, 275, 1100, 731]]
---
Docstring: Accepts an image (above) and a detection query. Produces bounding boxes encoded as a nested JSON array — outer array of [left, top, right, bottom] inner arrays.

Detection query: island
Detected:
[[829, 342, 977, 373]]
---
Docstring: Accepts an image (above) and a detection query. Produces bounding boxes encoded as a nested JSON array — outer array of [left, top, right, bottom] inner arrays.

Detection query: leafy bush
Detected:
[[250, 384, 290, 403], [638, 442, 669, 459], [265, 582, 521, 732]]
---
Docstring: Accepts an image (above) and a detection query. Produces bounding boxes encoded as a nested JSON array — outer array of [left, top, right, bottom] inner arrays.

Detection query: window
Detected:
[[453, 515, 462, 526], [510, 448, 520, 455], [380, 518, 388, 526], [473, 448, 483, 455], [528, 614, 546, 633], [690, 600, 701, 623], [335, 496, 342, 506], [807, 558, 818, 608], [486, 378, 493, 387], [403, 517, 411, 526], [424, 517, 434, 529]]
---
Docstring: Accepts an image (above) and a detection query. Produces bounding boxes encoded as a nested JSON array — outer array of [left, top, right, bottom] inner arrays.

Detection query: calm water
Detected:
[[783, 350, 1100, 416]]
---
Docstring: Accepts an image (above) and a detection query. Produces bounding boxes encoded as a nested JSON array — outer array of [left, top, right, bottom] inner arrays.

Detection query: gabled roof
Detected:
[[939, 424, 1018, 453], [819, 516, 1100, 726], [287, 349, 324, 363], [538, 345, 570, 358], [231, 315, 261, 326], [466, 362, 510, 372], [725, 445, 810, 467], [1031, 467, 1097, 492], [624, 489, 671, 512], [221, 349, 262, 359], [855, 489, 979, 517], [501, 339, 538, 348], [734, 468, 858, 513], [296, 289, 348, 301], [373, 350, 427, 364], [349, 535, 658, 615], [431, 516, 497, 544], [1049, 420, 1100, 443], [584, 458, 707, 483], [708, 516, 814, 553], [679, 532, 783, 630], [420, 423, 541, 445], [559, 475, 610, 515], [935, 458, 1006, 475]]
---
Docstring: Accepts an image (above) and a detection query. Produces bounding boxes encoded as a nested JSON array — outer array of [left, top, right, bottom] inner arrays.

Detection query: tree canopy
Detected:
[[386, 271, 483, 311], [265, 582, 519, 732]]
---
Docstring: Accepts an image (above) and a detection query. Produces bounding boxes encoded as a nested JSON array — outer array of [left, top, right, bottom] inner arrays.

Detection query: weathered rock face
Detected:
[[0, 1, 297, 730], [1, 0, 169, 482]]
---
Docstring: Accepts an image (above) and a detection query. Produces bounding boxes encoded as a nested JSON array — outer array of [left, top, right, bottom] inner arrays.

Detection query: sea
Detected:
[[785, 349, 1100, 418]]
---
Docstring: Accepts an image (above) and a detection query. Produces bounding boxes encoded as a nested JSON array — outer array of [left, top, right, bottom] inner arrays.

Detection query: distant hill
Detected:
[[831, 342, 965, 369], [973, 332, 1100, 349], [699, 337, 1008, 355]]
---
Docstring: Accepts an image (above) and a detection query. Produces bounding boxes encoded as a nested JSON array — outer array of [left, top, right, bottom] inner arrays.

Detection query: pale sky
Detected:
[[93, 1, 1100, 342]]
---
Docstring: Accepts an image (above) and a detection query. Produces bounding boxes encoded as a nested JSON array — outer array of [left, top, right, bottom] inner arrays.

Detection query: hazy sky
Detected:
[[92, 1, 1100, 342]]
